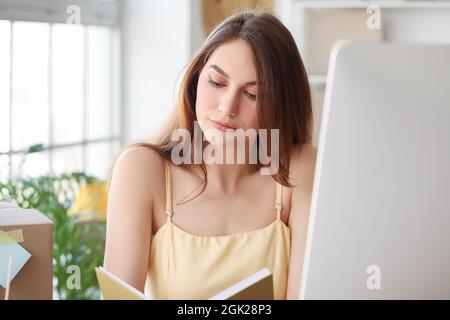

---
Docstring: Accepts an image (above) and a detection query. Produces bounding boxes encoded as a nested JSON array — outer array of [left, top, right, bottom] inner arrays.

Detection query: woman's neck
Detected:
[[203, 162, 256, 195]]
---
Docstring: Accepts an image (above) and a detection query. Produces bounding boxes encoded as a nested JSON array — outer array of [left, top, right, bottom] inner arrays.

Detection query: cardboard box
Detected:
[[0, 203, 53, 300]]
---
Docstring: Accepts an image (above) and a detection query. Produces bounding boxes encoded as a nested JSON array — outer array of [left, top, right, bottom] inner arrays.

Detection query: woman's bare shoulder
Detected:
[[116, 145, 166, 172], [111, 145, 166, 202]]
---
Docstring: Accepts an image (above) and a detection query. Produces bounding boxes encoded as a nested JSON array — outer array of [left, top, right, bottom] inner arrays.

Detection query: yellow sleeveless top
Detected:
[[145, 160, 291, 299]]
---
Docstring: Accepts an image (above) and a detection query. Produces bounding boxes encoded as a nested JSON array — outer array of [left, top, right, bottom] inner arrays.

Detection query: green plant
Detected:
[[0, 172, 106, 300]]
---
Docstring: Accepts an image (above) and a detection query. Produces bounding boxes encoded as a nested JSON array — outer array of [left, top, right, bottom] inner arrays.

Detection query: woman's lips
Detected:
[[209, 119, 235, 132]]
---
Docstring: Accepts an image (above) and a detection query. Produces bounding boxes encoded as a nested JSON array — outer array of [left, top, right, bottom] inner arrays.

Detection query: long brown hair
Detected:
[[110, 10, 312, 203]]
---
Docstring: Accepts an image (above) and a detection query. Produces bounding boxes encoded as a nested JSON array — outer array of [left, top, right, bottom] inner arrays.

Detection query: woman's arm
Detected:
[[286, 144, 317, 299], [103, 146, 163, 292]]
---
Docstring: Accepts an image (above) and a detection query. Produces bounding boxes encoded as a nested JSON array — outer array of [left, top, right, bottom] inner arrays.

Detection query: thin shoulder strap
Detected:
[[274, 182, 283, 220], [164, 159, 173, 223]]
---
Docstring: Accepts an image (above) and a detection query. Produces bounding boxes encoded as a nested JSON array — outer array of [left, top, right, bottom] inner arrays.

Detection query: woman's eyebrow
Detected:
[[208, 64, 258, 86]]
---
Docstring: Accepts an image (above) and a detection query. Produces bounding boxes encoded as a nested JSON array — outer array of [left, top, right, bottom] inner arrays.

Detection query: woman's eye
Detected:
[[208, 77, 224, 88], [207, 75, 256, 101], [245, 91, 257, 101]]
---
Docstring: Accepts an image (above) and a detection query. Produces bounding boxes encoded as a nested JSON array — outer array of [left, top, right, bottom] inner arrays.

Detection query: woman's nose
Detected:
[[218, 90, 239, 117]]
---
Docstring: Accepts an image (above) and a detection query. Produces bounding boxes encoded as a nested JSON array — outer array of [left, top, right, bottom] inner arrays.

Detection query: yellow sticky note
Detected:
[[5, 229, 24, 243], [0, 231, 16, 245]]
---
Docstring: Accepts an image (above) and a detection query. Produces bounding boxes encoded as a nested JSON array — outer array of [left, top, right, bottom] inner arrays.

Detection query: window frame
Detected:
[[0, 0, 121, 181]]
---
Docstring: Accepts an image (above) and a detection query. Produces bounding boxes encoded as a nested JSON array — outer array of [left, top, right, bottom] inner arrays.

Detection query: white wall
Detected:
[[383, 9, 450, 43], [189, 0, 205, 56], [120, 0, 192, 146]]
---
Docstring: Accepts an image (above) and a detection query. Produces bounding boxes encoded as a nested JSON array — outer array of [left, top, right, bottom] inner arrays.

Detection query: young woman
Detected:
[[104, 10, 317, 300]]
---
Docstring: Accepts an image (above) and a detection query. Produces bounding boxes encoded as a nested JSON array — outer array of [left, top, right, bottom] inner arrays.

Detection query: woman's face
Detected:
[[195, 38, 259, 144]]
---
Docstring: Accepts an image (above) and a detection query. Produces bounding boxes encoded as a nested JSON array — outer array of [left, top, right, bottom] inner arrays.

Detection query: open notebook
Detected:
[[95, 267, 274, 300]]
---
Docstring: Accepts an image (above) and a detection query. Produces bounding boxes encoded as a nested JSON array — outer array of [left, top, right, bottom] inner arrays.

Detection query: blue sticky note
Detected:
[[0, 230, 32, 288]]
